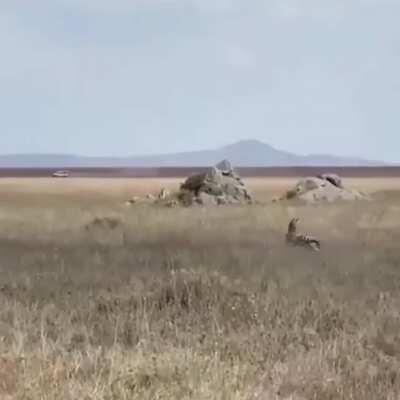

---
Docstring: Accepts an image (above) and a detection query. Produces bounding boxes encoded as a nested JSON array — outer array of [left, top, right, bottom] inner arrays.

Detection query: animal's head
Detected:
[[288, 217, 300, 232]]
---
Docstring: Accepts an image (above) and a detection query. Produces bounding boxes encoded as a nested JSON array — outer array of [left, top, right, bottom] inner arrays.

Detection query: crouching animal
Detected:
[[286, 217, 321, 252]]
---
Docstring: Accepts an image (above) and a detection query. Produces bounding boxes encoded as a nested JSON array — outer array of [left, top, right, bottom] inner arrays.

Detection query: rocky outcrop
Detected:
[[283, 175, 370, 204], [124, 160, 253, 207], [178, 160, 253, 206]]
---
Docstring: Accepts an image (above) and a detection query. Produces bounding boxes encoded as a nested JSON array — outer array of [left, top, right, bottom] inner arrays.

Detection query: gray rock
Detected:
[[215, 159, 234, 174], [205, 166, 224, 184], [176, 160, 253, 206], [177, 189, 196, 206], [197, 192, 219, 206], [201, 181, 225, 196], [216, 196, 228, 205], [284, 174, 369, 204], [294, 177, 327, 195], [317, 173, 343, 188], [180, 172, 207, 193]]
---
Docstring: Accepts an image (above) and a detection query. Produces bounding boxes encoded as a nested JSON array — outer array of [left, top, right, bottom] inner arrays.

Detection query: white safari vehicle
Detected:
[[52, 170, 70, 178]]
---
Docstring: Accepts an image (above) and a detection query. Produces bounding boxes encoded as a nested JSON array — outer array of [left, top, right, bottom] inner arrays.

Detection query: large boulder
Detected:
[[179, 160, 253, 206], [284, 175, 369, 204]]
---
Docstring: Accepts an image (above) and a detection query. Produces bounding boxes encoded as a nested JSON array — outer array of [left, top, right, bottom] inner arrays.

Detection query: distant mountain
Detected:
[[0, 140, 385, 168]]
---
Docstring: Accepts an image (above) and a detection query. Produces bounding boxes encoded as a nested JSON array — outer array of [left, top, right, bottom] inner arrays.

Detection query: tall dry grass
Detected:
[[0, 180, 399, 399]]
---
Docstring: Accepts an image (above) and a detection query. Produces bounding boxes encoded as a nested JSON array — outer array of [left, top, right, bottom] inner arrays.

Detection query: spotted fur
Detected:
[[286, 218, 321, 252]]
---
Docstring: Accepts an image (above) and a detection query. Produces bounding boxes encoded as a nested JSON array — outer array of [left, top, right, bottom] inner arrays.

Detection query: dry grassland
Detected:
[[0, 177, 399, 399]]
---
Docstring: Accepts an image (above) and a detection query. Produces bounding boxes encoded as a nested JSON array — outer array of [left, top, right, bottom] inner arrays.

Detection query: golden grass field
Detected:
[[0, 177, 400, 399]]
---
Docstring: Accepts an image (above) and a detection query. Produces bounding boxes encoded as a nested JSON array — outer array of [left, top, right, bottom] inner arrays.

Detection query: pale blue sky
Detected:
[[1, 0, 399, 161]]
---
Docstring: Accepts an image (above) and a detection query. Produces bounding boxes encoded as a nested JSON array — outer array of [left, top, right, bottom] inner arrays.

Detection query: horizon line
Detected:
[[0, 138, 389, 163]]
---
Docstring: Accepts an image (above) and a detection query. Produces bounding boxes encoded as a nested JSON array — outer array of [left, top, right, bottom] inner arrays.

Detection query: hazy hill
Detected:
[[0, 140, 384, 167]]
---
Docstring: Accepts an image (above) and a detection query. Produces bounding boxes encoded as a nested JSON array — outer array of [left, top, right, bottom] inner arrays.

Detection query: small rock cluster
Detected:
[[283, 173, 370, 204], [125, 160, 253, 207]]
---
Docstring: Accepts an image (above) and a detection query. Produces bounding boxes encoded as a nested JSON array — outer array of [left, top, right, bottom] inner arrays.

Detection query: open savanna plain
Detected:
[[0, 176, 400, 399]]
